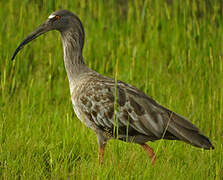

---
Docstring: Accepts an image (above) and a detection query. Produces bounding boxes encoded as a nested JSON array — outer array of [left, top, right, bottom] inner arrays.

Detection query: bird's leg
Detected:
[[97, 134, 107, 165], [98, 146, 105, 165], [141, 143, 156, 164]]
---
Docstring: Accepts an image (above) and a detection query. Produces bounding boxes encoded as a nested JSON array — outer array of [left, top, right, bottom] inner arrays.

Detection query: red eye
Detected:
[[55, 15, 61, 20]]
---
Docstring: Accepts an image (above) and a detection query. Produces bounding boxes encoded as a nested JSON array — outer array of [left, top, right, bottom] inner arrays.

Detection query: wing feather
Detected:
[[73, 73, 214, 149], [76, 77, 165, 141]]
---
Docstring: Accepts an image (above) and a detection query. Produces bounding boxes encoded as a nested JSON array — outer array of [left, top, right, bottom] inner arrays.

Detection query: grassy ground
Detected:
[[0, 0, 222, 179]]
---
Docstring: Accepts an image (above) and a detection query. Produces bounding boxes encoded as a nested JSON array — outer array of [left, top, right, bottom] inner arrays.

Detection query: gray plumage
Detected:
[[11, 10, 214, 163]]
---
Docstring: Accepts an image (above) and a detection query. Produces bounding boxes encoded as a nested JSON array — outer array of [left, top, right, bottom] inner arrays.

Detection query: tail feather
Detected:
[[163, 110, 214, 150]]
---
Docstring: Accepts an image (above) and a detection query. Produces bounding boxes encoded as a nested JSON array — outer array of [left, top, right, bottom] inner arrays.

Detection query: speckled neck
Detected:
[[60, 28, 89, 94]]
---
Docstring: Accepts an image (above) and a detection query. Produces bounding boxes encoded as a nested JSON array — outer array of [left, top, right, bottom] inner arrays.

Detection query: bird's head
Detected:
[[11, 10, 84, 60]]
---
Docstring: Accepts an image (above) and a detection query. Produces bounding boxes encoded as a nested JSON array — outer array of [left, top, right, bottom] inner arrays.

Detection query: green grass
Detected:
[[0, 0, 223, 179]]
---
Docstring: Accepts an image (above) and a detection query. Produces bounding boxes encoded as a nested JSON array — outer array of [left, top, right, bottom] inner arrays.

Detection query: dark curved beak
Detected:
[[11, 21, 50, 61]]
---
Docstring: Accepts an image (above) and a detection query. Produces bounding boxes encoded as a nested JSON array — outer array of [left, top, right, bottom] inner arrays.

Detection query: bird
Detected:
[[11, 10, 214, 164]]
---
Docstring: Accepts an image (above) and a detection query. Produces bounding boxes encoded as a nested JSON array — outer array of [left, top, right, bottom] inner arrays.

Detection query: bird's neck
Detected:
[[61, 29, 89, 93]]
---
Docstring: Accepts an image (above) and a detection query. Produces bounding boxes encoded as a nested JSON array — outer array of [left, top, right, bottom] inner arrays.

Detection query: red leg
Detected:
[[141, 143, 156, 164], [98, 147, 105, 165], [96, 134, 107, 165]]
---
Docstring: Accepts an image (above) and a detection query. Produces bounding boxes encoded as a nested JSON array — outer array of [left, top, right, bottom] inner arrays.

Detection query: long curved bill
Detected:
[[11, 22, 49, 61]]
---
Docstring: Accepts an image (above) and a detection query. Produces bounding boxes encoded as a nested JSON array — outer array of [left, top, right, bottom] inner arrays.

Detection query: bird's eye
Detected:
[[55, 15, 61, 20], [48, 14, 61, 20]]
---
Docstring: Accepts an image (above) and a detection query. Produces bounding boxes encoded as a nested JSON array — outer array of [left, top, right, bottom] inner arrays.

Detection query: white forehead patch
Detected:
[[48, 14, 55, 19]]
